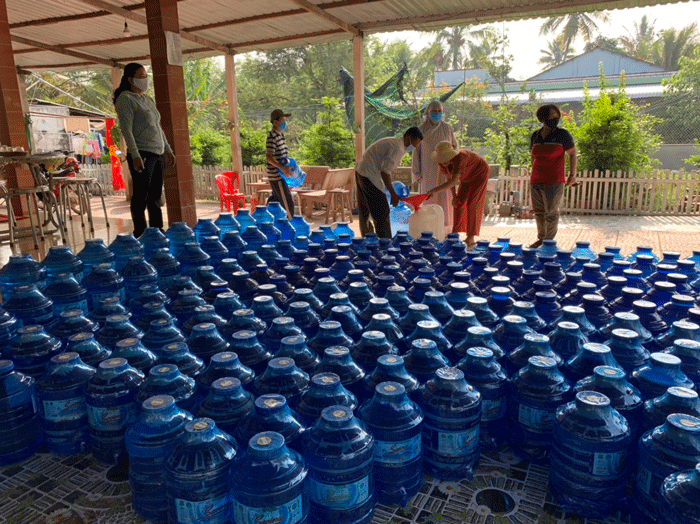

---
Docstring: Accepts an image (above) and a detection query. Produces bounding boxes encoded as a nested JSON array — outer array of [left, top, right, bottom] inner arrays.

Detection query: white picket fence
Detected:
[[493, 168, 700, 216], [81, 163, 700, 216]]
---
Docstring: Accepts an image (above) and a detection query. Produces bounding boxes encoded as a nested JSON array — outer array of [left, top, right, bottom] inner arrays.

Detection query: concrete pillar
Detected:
[[353, 34, 365, 165], [224, 54, 243, 174], [111, 66, 132, 201], [0, 0, 33, 206], [144, 0, 197, 226]]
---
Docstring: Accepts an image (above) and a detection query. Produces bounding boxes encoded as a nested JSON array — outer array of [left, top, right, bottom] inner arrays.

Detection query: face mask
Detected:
[[545, 117, 560, 128], [429, 111, 443, 123], [279, 120, 287, 131], [133, 77, 149, 92], [406, 144, 415, 153]]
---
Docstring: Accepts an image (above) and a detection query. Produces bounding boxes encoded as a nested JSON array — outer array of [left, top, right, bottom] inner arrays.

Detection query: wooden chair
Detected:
[[299, 168, 355, 224]]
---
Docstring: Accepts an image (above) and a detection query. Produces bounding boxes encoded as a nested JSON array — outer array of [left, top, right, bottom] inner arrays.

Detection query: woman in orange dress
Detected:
[[427, 141, 489, 249]]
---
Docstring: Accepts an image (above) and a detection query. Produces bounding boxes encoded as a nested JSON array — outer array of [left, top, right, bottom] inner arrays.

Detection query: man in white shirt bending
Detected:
[[355, 127, 423, 238]]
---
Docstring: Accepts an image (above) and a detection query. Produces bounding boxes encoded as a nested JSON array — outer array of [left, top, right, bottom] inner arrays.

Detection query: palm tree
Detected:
[[538, 38, 574, 69], [435, 25, 493, 70], [465, 27, 499, 69], [435, 26, 470, 70], [620, 15, 657, 60], [539, 12, 610, 57], [650, 23, 698, 70]]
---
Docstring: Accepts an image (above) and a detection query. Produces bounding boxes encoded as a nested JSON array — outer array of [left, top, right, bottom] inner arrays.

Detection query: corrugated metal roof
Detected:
[[483, 83, 670, 103], [6, 0, 694, 71]]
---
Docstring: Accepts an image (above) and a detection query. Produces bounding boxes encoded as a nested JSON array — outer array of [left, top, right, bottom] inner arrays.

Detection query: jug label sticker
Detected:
[[374, 435, 421, 464], [308, 476, 370, 509], [435, 427, 479, 456], [482, 398, 505, 421], [87, 404, 135, 430], [175, 495, 230, 524], [42, 398, 86, 421], [518, 404, 555, 430], [233, 495, 303, 524], [592, 451, 625, 476], [636, 465, 653, 495]]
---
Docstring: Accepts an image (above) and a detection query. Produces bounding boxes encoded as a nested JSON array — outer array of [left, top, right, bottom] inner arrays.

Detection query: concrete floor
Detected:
[[2, 193, 700, 266]]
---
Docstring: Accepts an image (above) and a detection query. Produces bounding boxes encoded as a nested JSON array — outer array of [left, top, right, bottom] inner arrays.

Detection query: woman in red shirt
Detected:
[[427, 141, 490, 249], [529, 104, 577, 248]]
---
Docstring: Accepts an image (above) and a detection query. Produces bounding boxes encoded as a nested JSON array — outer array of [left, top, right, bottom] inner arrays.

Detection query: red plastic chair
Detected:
[[215, 173, 246, 214]]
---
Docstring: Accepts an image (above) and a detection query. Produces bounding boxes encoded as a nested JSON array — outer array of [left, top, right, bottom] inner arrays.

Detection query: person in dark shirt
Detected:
[[266, 109, 294, 217], [528, 104, 577, 248]]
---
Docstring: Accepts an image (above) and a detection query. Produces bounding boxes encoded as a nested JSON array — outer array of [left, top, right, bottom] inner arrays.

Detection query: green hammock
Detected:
[[340, 63, 464, 145]]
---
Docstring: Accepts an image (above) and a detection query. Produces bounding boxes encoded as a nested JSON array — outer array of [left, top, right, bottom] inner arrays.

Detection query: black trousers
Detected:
[[126, 151, 164, 238], [355, 172, 391, 238], [267, 177, 295, 218]]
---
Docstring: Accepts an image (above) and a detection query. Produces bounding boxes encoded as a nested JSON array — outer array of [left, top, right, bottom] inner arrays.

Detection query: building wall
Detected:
[[30, 105, 71, 153]]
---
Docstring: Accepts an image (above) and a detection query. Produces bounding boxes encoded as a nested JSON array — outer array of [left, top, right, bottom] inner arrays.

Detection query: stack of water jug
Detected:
[[1, 202, 700, 523]]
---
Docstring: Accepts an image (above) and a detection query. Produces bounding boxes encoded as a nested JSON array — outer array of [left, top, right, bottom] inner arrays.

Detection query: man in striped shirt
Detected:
[[266, 109, 295, 217]]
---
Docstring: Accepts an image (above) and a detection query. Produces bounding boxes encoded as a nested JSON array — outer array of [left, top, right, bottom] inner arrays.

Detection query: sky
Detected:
[[377, 0, 700, 80]]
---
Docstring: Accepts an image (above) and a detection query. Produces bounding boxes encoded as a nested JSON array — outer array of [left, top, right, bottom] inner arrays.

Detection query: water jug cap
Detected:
[[321, 405, 353, 424], [313, 373, 339, 386], [215, 352, 235, 361], [377, 381, 405, 396], [153, 365, 175, 374], [257, 395, 286, 410], [557, 321, 579, 330], [668, 386, 698, 399], [668, 414, 700, 432], [326, 347, 348, 356], [213, 377, 241, 390], [144, 395, 174, 410], [413, 339, 437, 350], [55, 352, 78, 363], [101, 358, 127, 369], [650, 352, 681, 368], [190, 419, 211, 432], [576, 391, 610, 407], [468, 326, 492, 336], [250, 431, 285, 453], [612, 329, 638, 340], [363, 331, 384, 340], [528, 356, 557, 368], [380, 355, 401, 365], [117, 337, 139, 348], [466, 347, 494, 359], [674, 339, 700, 351], [436, 367, 464, 381], [69, 332, 93, 342], [583, 343, 610, 354], [594, 366, 625, 380]]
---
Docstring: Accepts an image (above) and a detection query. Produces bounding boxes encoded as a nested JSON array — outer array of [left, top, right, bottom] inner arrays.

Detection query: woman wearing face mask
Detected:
[[411, 100, 458, 234], [113, 62, 176, 238], [427, 141, 489, 249], [528, 103, 577, 248]]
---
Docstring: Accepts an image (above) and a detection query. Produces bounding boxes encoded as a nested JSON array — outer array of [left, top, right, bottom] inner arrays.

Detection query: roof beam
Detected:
[[234, 29, 346, 49], [14, 35, 147, 54], [286, 0, 360, 36], [9, 0, 186, 29], [11, 35, 118, 67], [17, 46, 213, 71], [74, 0, 232, 54]]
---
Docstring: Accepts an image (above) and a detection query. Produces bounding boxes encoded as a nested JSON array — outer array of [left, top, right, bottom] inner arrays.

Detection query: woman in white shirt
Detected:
[[411, 100, 458, 234]]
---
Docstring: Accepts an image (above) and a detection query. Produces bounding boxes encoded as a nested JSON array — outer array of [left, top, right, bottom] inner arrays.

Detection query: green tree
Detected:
[[239, 119, 269, 166], [435, 26, 471, 70], [297, 97, 354, 168], [539, 12, 610, 57], [663, 45, 700, 143], [482, 89, 541, 170], [584, 35, 625, 54], [189, 126, 231, 166], [620, 15, 657, 60], [568, 71, 661, 172], [650, 24, 699, 70]]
